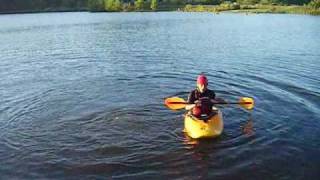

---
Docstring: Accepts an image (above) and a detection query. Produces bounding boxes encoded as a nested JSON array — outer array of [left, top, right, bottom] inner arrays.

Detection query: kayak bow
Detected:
[[184, 108, 223, 139]]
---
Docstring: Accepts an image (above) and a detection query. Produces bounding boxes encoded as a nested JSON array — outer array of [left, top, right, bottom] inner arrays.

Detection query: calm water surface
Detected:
[[0, 12, 319, 179]]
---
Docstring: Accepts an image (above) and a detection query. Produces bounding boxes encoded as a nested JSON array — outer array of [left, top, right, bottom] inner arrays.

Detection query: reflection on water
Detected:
[[182, 134, 199, 147], [241, 115, 255, 137], [182, 136, 213, 179]]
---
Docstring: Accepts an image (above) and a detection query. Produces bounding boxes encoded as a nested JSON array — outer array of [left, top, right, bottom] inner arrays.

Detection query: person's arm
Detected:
[[185, 91, 196, 110], [209, 90, 226, 104], [185, 104, 195, 110]]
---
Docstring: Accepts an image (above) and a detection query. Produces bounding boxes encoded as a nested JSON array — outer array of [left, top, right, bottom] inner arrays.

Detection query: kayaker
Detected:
[[186, 74, 225, 118]]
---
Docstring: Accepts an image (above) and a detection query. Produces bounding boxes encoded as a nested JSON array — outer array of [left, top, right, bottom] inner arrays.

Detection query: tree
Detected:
[[309, 0, 320, 9], [88, 0, 105, 11], [114, 0, 122, 11], [105, 0, 114, 11], [105, 0, 122, 11], [151, 0, 158, 10], [237, 0, 259, 5], [135, 0, 144, 10]]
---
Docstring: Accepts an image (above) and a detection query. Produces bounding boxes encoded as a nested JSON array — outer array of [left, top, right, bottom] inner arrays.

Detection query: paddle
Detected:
[[164, 96, 254, 110]]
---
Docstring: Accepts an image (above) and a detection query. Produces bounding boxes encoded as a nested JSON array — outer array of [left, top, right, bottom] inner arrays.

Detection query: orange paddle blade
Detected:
[[239, 97, 254, 110], [164, 97, 188, 110]]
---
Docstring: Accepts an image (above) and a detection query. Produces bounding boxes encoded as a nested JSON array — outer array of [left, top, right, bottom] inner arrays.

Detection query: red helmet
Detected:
[[197, 75, 208, 85]]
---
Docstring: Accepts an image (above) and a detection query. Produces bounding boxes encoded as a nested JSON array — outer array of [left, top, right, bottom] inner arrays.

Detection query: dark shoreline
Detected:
[[0, 8, 89, 15], [1, 5, 319, 16], [0, 5, 183, 15]]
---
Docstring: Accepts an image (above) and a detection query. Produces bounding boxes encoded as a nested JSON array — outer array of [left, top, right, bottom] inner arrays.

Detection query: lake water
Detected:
[[0, 12, 319, 179]]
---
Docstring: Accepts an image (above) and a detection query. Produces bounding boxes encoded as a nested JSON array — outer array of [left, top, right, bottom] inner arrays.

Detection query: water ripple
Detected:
[[1, 12, 320, 179]]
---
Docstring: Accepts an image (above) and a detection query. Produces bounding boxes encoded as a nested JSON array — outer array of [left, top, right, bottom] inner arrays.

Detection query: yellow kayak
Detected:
[[184, 108, 223, 139]]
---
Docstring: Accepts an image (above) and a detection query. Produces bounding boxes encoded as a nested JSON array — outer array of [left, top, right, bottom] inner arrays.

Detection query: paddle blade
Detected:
[[164, 97, 187, 110], [239, 97, 254, 110]]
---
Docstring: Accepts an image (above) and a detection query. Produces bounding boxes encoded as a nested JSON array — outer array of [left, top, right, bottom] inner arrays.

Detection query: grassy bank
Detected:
[[232, 4, 320, 15], [183, 4, 320, 15], [1, 0, 319, 15]]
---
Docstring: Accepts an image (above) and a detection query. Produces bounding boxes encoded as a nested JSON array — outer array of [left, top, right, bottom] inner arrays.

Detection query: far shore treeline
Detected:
[[0, 0, 319, 15]]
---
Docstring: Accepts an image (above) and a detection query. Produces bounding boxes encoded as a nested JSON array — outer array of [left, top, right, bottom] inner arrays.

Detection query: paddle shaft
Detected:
[[165, 96, 254, 110], [167, 102, 252, 105]]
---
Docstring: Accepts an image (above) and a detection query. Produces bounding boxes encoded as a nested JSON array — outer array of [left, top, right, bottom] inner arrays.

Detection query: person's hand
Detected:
[[214, 97, 227, 104], [210, 99, 219, 104], [195, 100, 201, 106], [199, 97, 211, 105]]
